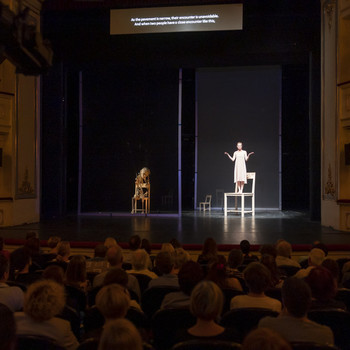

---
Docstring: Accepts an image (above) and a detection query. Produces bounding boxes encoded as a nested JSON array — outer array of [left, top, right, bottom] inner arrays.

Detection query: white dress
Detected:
[[232, 150, 247, 183]]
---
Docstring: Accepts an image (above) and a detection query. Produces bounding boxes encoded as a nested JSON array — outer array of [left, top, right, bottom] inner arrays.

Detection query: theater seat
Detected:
[[16, 335, 66, 350], [130, 273, 152, 295], [278, 265, 300, 277], [221, 289, 244, 314], [172, 340, 242, 350], [290, 342, 340, 350]]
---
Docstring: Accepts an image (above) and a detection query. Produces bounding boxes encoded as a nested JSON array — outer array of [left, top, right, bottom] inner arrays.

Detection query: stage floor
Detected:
[[0, 210, 348, 246]]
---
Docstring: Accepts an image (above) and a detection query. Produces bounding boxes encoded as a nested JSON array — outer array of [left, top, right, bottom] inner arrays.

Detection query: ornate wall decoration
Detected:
[[324, 0, 337, 31], [324, 163, 336, 199]]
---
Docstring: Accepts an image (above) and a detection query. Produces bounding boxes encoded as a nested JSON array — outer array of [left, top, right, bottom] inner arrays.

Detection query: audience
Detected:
[[321, 258, 340, 285], [103, 237, 117, 249], [170, 238, 182, 249], [197, 238, 219, 267], [42, 264, 65, 285], [86, 244, 108, 274], [0, 254, 24, 311], [37, 235, 61, 267], [123, 235, 142, 265], [259, 244, 278, 259], [260, 254, 283, 288], [98, 318, 143, 350], [0, 237, 10, 260], [148, 251, 179, 288], [305, 266, 346, 310], [258, 277, 334, 345], [242, 328, 292, 350], [240, 240, 259, 265], [15, 280, 79, 350], [173, 247, 191, 273], [294, 248, 325, 279], [128, 249, 157, 279], [226, 249, 244, 279], [0, 303, 16, 350], [160, 243, 175, 254], [141, 238, 152, 255], [161, 261, 204, 309], [13, 248, 42, 286], [275, 240, 300, 268], [53, 241, 71, 270], [175, 281, 239, 343], [65, 255, 89, 292], [230, 262, 282, 312]]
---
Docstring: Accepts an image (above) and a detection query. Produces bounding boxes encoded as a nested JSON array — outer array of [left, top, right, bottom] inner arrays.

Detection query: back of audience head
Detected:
[[10, 248, 31, 273], [94, 244, 108, 258], [65, 255, 87, 286], [170, 238, 182, 249], [104, 237, 118, 249], [178, 261, 204, 295], [56, 241, 71, 261], [190, 280, 223, 321], [228, 249, 243, 269], [276, 240, 293, 258], [129, 235, 141, 251], [259, 244, 277, 259], [103, 268, 128, 287], [240, 240, 251, 255], [244, 262, 271, 294], [260, 254, 280, 286], [312, 241, 328, 257], [131, 249, 148, 270], [305, 266, 336, 301], [106, 245, 123, 267], [173, 248, 190, 270], [243, 328, 292, 350], [321, 258, 339, 282], [155, 251, 174, 275], [47, 236, 61, 250], [282, 277, 311, 318], [202, 237, 217, 258], [0, 254, 9, 282], [43, 265, 65, 285], [24, 237, 40, 256], [141, 239, 152, 255], [96, 284, 130, 321], [98, 319, 143, 350], [309, 248, 325, 266], [0, 303, 16, 350], [24, 280, 65, 322], [26, 231, 38, 240], [161, 243, 175, 254], [206, 255, 227, 288]]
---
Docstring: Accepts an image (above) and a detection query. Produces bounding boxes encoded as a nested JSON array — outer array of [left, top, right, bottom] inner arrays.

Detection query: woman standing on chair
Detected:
[[224, 142, 254, 193]]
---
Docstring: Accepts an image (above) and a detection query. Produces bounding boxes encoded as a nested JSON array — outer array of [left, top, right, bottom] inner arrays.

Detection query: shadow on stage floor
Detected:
[[0, 210, 347, 246]]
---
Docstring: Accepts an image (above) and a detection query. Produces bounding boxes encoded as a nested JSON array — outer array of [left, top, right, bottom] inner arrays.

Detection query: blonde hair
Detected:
[[242, 328, 292, 350], [276, 240, 292, 258], [56, 241, 71, 261], [104, 237, 118, 249], [161, 243, 175, 254], [309, 248, 325, 266], [96, 284, 130, 320], [190, 280, 223, 320], [98, 319, 143, 350], [173, 248, 191, 269], [131, 249, 148, 270], [24, 280, 65, 322]]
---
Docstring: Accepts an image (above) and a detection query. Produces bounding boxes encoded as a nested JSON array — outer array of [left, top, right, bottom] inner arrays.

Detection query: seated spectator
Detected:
[[259, 245, 277, 259], [259, 277, 334, 345], [161, 261, 204, 309], [52, 241, 71, 271], [42, 265, 65, 285], [240, 240, 259, 265], [230, 262, 282, 312], [37, 236, 61, 267], [0, 237, 10, 260], [175, 281, 239, 344], [104, 237, 118, 249], [197, 238, 219, 267], [93, 246, 140, 299], [98, 319, 143, 350], [322, 258, 340, 286], [173, 248, 191, 274], [226, 249, 244, 279], [127, 249, 157, 279], [305, 266, 346, 310], [13, 249, 42, 286], [295, 248, 325, 279], [24, 237, 43, 270], [275, 240, 300, 268], [260, 254, 283, 289], [170, 238, 182, 249], [123, 235, 142, 265], [86, 244, 108, 274], [242, 328, 292, 350], [141, 239, 152, 255], [206, 255, 243, 291], [0, 254, 24, 311], [148, 252, 179, 289], [341, 261, 350, 287], [0, 303, 16, 350], [161, 243, 175, 254], [65, 255, 89, 292], [15, 280, 79, 350]]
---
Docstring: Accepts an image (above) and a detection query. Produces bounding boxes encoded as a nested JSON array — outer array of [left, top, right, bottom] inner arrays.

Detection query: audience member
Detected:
[[226, 249, 244, 279], [93, 245, 140, 299], [170, 238, 182, 249], [0, 237, 10, 260], [161, 261, 204, 309], [295, 248, 325, 279], [322, 258, 340, 285], [242, 328, 292, 350], [123, 235, 142, 264], [305, 266, 346, 310], [86, 244, 108, 274], [0, 303, 16, 350], [98, 319, 143, 350], [128, 249, 157, 279], [240, 240, 259, 265], [15, 280, 79, 350], [0, 254, 24, 311], [230, 262, 281, 312], [161, 243, 175, 254], [275, 240, 300, 268], [148, 252, 179, 288], [173, 248, 191, 273], [174, 281, 239, 344], [206, 255, 243, 291], [42, 265, 65, 285], [65, 255, 89, 292], [53, 241, 71, 271], [260, 245, 277, 259], [103, 237, 117, 249], [341, 261, 350, 287], [24, 237, 42, 270], [259, 277, 334, 345], [260, 254, 283, 288], [37, 236, 61, 267], [13, 249, 42, 286], [197, 237, 219, 269], [141, 239, 152, 255]]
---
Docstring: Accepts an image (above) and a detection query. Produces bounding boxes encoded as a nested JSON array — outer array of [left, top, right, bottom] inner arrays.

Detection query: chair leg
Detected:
[[241, 195, 245, 218], [252, 195, 255, 217], [224, 194, 227, 217]]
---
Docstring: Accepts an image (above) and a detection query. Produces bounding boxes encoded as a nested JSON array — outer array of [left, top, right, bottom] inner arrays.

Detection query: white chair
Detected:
[[199, 195, 212, 212], [224, 172, 256, 217]]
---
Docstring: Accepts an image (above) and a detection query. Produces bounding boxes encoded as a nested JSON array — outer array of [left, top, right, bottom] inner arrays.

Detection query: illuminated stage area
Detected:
[[0, 211, 346, 247]]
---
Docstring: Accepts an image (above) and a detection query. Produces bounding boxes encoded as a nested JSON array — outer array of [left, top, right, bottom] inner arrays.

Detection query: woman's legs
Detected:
[[238, 181, 244, 193]]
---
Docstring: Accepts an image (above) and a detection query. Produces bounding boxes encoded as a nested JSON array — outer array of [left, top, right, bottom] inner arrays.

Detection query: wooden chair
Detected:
[[199, 195, 212, 211], [224, 172, 256, 217]]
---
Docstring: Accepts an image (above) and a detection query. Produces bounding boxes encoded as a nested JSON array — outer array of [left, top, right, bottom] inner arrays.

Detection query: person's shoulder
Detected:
[[258, 315, 278, 328]]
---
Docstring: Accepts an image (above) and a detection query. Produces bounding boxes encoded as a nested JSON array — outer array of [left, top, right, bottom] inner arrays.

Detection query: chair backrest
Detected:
[[205, 195, 212, 204], [142, 286, 180, 318], [16, 335, 66, 350], [307, 309, 350, 350], [77, 338, 99, 350], [152, 308, 196, 350], [221, 308, 279, 342], [234, 172, 255, 193], [265, 288, 282, 302], [172, 340, 242, 350], [290, 342, 340, 350], [130, 273, 152, 295], [221, 289, 245, 314], [278, 265, 300, 278]]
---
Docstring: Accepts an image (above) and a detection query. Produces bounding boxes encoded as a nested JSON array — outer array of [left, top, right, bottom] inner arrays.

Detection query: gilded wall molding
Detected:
[[324, 0, 337, 31]]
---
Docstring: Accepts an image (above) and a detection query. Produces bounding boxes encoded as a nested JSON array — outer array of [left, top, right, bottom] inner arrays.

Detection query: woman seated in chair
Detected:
[[174, 280, 240, 344]]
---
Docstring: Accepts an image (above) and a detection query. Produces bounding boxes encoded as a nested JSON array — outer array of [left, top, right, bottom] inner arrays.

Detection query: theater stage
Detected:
[[0, 210, 348, 247]]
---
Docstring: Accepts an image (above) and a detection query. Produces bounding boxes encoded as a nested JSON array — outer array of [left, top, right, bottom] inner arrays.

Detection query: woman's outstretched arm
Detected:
[[247, 152, 254, 160], [224, 152, 235, 161]]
